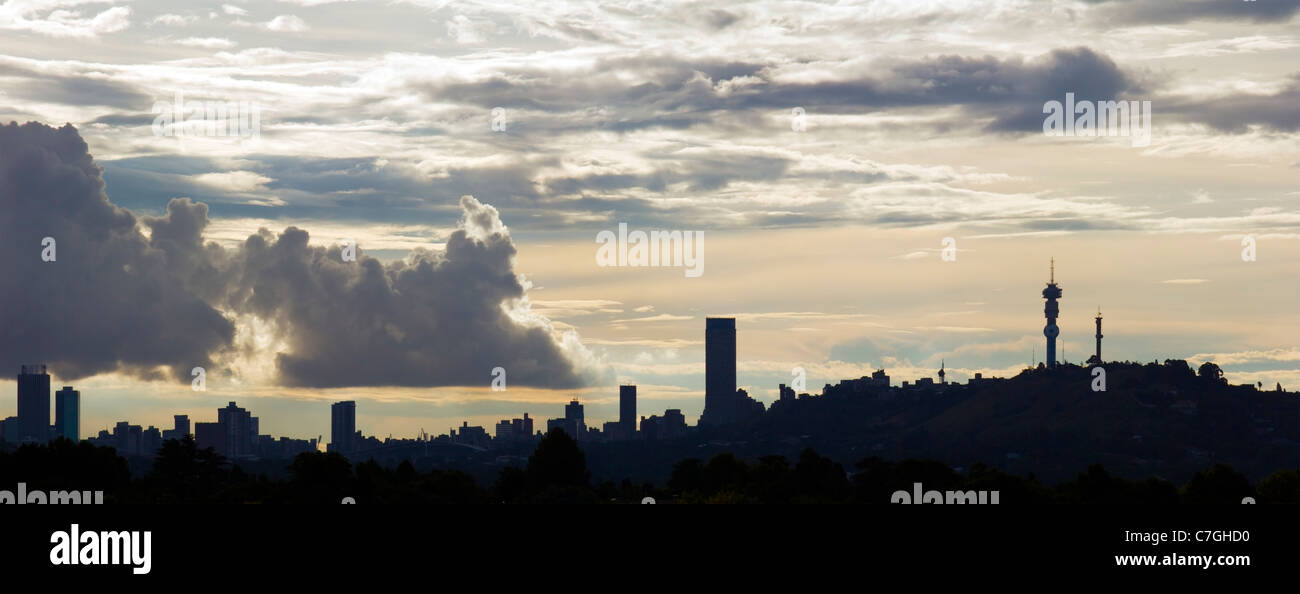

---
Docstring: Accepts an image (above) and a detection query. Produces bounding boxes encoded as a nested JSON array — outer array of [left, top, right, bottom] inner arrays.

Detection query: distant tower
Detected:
[[938, 360, 946, 384], [702, 317, 737, 426], [1041, 259, 1062, 369], [1092, 307, 1103, 365], [17, 364, 50, 443], [619, 385, 636, 436], [54, 386, 79, 442]]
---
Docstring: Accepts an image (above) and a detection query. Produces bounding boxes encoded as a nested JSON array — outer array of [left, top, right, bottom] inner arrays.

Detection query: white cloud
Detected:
[[266, 14, 308, 32], [0, 2, 131, 38], [222, 4, 248, 17], [148, 13, 194, 27], [171, 36, 237, 49]]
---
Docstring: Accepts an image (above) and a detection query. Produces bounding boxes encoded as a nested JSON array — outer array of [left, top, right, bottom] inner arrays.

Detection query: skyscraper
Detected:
[[54, 386, 79, 441], [702, 317, 737, 426], [565, 399, 586, 436], [1041, 259, 1062, 370], [217, 402, 254, 459], [17, 364, 50, 443], [619, 385, 636, 436], [331, 401, 356, 454]]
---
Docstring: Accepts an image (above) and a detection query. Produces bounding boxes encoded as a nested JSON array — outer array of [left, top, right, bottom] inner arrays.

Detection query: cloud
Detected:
[[221, 4, 249, 17], [0, 121, 233, 381], [170, 37, 238, 49], [0, 2, 131, 38], [1085, 0, 1300, 25], [266, 14, 308, 32], [0, 122, 595, 389], [148, 13, 195, 27]]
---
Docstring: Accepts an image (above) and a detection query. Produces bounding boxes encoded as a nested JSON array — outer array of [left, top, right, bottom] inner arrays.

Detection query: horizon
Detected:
[[0, 0, 1297, 444]]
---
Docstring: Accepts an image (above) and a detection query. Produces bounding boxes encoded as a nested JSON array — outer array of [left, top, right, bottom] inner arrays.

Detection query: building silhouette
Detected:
[[701, 317, 737, 426], [330, 401, 356, 454], [17, 364, 50, 443], [54, 386, 78, 441], [619, 385, 636, 436], [162, 414, 190, 441], [1041, 259, 1062, 369]]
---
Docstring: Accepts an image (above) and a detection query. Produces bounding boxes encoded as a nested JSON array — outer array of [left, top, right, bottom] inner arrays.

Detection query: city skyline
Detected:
[[3, 260, 1288, 450], [0, 1, 1296, 442]]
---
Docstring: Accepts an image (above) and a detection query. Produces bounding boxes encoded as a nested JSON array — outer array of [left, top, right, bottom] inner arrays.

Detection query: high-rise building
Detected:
[[331, 401, 356, 454], [17, 364, 50, 443], [54, 386, 79, 441], [619, 385, 636, 436], [1041, 259, 1062, 369], [702, 317, 737, 426], [217, 402, 254, 459], [565, 399, 586, 435]]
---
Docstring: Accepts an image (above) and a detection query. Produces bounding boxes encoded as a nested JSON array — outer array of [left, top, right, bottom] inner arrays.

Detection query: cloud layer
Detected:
[[0, 121, 591, 389]]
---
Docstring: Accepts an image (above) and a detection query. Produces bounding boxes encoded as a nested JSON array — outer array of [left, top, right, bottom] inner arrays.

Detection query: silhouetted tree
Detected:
[[1181, 464, 1253, 504], [1197, 362, 1225, 384], [1255, 469, 1300, 504]]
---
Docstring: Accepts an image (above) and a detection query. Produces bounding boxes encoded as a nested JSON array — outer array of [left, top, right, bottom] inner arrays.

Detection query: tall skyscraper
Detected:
[[17, 364, 50, 443], [619, 385, 636, 436], [54, 386, 79, 441], [217, 402, 253, 459], [1041, 259, 1062, 370], [331, 401, 356, 454], [702, 317, 737, 426], [565, 399, 586, 435]]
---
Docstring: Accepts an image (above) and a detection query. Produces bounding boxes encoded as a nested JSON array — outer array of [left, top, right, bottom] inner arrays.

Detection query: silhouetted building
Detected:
[[779, 383, 795, 402], [565, 399, 586, 436], [54, 386, 79, 441], [702, 317, 737, 426], [453, 421, 489, 448], [331, 401, 356, 454], [17, 364, 50, 443], [938, 361, 946, 385], [194, 422, 225, 456], [216, 402, 255, 459], [619, 385, 636, 437], [1042, 259, 1062, 369], [546, 417, 579, 439], [662, 409, 686, 438], [0, 416, 16, 444], [163, 415, 190, 441]]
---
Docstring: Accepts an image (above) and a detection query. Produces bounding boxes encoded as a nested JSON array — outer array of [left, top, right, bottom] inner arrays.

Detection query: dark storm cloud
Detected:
[[1083, 0, 1300, 25], [0, 122, 590, 388], [405, 48, 1139, 133], [225, 195, 587, 388], [0, 121, 233, 381]]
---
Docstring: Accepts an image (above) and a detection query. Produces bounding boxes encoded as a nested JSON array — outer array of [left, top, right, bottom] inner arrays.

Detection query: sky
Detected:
[[0, 0, 1296, 442]]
